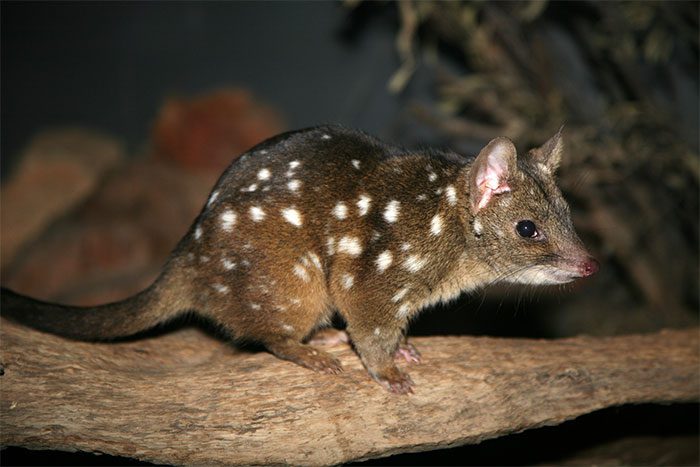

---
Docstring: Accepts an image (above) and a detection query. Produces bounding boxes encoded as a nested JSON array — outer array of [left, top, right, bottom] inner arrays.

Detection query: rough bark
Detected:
[[1, 319, 697, 466]]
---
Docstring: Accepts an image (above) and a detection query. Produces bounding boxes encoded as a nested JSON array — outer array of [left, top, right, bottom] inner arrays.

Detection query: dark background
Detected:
[[2, 1, 698, 465], [2, 1, 416, 173]]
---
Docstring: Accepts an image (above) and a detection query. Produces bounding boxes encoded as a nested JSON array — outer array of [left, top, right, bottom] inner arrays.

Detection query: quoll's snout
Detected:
[[581, 257, 599, 277]]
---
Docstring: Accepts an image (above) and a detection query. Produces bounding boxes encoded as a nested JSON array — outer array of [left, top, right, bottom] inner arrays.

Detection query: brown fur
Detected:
[[1, 125, 597, 394]]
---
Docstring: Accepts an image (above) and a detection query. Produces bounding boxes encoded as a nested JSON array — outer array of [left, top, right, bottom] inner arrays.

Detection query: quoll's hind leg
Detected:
[[307, 328, 350, 346], [345, 321, 415, 394], [263, 337, 343, 374]]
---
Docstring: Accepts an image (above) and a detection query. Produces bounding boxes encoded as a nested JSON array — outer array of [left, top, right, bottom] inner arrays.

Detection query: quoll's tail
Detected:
[[0, 267, 193, 340]]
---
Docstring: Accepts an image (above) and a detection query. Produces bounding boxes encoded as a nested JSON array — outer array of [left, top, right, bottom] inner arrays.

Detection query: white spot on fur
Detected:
[[392, 287, 409, 303], [341, 273, 354, 289], [289, 160, 301, 169], [212, 283, 229, 294], [401, 242, 411, 251], [333, 202, 348, 220], [308, 252, 322, 270], [474, 219, 483, 235], [338, 236, 362, 257], [221, 258, 236, 270], [375, 250, 393, 272], [287, 179, 301, 192], [403, 255, 426, 273], [250, 206, 266, 222], [200, 255, 210, 263], [445, 185, 457, 205], [207, 190, 219, 207], [258, 149, 268, 155], [194, 225, 202, 240], [282, 324, 295, 333], [428, 172, 438, 182], [250, 303, 261, 310], [374, 327, 381, 336], [257, 168, 271, 180], [430, 214, 443, 236], [326, 237, 336, 256], [371, 231, 381, 241], [282, 207, 303, 227], [356, 194, 371, 216], [293, 264, 310, 282], [241, 183, 258, 193], [417, 194, 427, 201], [383, 200, 401, 223], [220, 210, 237, 232], [321, 134, 331, 140], [290, 298, 301, 305], [435, 188, 443, 195], [396, 303, 412, 318], [351, 159, 361, 169]]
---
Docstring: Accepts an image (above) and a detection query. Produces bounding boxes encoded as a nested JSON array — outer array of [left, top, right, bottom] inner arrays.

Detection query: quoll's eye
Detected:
[[516, 220, 538, 238]]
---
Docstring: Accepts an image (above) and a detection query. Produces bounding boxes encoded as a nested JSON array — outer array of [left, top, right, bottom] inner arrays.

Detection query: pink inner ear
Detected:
[[475, 159, 511, 210]]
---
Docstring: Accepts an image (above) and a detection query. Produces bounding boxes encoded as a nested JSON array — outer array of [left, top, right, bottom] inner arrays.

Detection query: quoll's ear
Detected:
[[528, 126, 564, 174], [469, 136, 517, 214]]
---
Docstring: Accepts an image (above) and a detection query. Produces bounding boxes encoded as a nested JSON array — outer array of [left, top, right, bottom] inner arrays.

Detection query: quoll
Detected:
[[2, 125, 598, 393]]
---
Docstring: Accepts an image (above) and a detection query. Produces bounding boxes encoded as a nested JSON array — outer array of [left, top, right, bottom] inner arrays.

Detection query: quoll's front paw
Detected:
[[394, 342, 421, 364], [374, 366, 415, 395]]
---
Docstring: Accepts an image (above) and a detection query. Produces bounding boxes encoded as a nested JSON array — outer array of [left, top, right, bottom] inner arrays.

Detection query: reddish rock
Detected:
[[4, 89, 285, 306], [152, 88, 285, 171], [1, 129, 124, 269], [3, 160, 217, 305]]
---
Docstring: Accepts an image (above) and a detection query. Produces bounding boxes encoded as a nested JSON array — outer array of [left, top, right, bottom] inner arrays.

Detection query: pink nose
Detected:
[[582, 258, 599, 277]]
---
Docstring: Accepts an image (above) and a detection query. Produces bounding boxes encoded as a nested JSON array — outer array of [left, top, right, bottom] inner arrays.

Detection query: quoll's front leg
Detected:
[[346, 322, 415, 394]]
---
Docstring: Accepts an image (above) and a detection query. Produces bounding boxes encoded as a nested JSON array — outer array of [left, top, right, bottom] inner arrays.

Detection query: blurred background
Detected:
[[1, 1, 698, 465]]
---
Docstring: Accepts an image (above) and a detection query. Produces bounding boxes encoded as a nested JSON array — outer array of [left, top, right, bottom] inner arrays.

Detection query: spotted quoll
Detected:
[[2, 125, 598, 393]]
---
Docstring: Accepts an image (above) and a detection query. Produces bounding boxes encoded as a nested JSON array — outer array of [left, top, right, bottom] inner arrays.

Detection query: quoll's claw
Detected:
[[394, 343, 422, 364]]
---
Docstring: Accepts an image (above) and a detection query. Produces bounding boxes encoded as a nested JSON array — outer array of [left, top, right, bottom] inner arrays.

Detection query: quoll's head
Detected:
[[464, 129, 599, 285]]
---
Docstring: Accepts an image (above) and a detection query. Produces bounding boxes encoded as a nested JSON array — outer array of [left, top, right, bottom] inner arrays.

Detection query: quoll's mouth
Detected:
[[509, 257, 599, 285]]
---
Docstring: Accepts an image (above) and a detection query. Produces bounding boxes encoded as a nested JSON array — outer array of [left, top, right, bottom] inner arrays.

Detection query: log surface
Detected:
[[1, 319, 697, 466]]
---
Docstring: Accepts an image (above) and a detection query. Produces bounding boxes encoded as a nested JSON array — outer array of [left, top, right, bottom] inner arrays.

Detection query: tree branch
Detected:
[[1, 318, 697, 466]]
